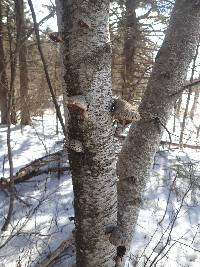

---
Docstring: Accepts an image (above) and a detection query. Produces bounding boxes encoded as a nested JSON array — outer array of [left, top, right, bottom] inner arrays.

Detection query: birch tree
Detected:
[[110, 0, 200, 261], [56, 1, 117, 266], [57, 0, 200, 266]]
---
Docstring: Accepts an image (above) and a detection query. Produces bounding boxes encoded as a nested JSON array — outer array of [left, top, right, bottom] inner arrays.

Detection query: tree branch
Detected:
[[27, 0, 67, 137]]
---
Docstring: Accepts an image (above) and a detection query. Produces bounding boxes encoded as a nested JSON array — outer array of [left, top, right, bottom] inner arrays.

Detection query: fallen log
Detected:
[[0, 150, 69, 189], [35, 237, 74, 267]]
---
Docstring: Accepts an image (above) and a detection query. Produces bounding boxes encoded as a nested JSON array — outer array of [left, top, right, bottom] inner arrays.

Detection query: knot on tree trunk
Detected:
[[65, 95, 88, 120], [111, 97, 140, 126], [106, 225, 127, 247], [64, 139, 84, 153]]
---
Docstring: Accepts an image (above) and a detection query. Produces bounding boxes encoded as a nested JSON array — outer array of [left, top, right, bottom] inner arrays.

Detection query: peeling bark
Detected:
[[110, 0, 200, 261], [57, 1, 117, 266]]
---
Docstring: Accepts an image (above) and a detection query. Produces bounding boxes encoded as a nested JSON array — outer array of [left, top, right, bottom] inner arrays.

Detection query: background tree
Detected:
[[15, 0, 30, 125], [111, 0, 173, 102], [0, 0, 8, 124], [0, 0, 63, 125]]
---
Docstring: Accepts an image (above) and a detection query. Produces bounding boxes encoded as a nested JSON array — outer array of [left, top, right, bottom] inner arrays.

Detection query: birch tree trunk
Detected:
[[110, 0, 200, 261], [15, 0, 31, 125], [0, 0, 8, 124], [57, 1, 117, 266]]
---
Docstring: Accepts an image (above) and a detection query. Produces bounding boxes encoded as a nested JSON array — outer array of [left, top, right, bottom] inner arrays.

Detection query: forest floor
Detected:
[[0, 107, 200, 267]]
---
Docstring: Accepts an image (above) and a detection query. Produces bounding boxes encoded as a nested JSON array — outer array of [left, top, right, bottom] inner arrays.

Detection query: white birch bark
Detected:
[[110, 0, 200, 259], [57, 1, 117, 266]]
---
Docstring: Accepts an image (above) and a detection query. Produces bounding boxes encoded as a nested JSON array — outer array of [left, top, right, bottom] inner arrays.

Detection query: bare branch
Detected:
[[27, 0, 67, 137]]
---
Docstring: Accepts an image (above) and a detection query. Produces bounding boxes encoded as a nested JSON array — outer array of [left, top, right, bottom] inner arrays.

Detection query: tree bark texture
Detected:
[[58, 1, 117, 267], [16, 0, 31, 125], [0, 0, 8, 124], [110, 0, 200, 257]]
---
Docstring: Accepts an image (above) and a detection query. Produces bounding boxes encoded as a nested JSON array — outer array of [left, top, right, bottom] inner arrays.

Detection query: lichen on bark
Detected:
[[57, 1, 118, 266], [110, 0, 200, 258]]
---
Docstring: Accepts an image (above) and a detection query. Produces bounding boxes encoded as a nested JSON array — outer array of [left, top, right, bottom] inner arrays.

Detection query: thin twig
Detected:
[[27, 0, 67, 137], [179, 40, 200, 145], [1, 4, 21, 231]]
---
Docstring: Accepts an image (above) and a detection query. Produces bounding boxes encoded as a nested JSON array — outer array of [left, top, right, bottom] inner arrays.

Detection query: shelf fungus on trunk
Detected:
[[65, 95, 88, 120], [111, 97, 140, 126], [65, 95, 140, 126], [48, 32, 64, 43]]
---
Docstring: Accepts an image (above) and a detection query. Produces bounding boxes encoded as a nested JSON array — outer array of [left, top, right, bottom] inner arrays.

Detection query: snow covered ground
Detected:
[[0, 109, 75, 267], [129, 148, 200, 267], [0, 107, 200, 267]]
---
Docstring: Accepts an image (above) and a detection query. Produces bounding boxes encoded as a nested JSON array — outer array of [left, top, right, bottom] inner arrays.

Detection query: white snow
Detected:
[[126, 103, 200, 266], [0, 109, 74, 267]]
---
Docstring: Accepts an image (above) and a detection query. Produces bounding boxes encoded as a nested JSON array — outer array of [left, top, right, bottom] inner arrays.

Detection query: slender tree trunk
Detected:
[[28, 0, 66, 137], [58, 1, 117, 266], [190, 90, 199, 120], [16, 0, 31, 125], [110, 0, 200, 264], [0, 89, 8, 124], [0, 0, 8, 124], [1, 3, 17, 231], [1, 79, 15, 230], [6, 7, 18, 125], [122, 0, 138, 101], [179, 88, 192, 144], [175, 95, 182, 117], [179, 40, 199, 145]]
